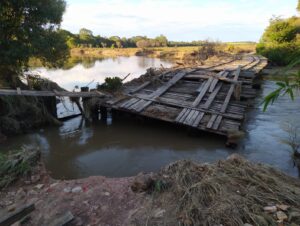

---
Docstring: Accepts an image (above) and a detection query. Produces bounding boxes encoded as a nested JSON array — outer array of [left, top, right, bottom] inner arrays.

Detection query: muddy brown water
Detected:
[[1, 57, 300, 179]]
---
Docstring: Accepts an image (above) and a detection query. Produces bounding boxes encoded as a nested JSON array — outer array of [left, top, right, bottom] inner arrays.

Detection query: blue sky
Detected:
[[61, 0, 299, 42]]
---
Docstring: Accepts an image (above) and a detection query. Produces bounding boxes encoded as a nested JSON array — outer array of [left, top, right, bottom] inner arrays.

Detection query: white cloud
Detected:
[[61, 0, 298, 41]]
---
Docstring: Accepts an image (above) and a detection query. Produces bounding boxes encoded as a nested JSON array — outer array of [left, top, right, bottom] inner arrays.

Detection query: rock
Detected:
[[28, 190, 38, 195], [103, 192, 110, 196], [35, 184, 44, 189], [153, 208, 166, 218], [4, 200, 13, 206], [276, 211, 288, 221], [288, 211, 300, 221], [244, 224, 253, 226], [131, 173, 155, 193], [276, 204, 289, 211], [16, 188, 26, 199], [64, 187, 72, 193], [71, 186, 83, 193], [50, 182, 59, 188], [254, 215, 268, 226], [8, 204, 16, 212], [31, 175, 40, 183], [263, 206, 277, 213]]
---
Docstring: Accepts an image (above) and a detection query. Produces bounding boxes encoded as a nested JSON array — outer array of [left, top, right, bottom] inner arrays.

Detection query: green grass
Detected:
[[0, 147, 39, 188]]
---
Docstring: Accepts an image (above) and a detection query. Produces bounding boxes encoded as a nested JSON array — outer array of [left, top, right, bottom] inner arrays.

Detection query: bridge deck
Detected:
[[105, 55, 268, 137]]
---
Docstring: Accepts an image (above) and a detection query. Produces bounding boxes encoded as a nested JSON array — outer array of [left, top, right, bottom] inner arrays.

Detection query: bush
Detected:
[[257, 42, 300, 66], [99, 77, 123, 92], [257, 17, 300, 65]]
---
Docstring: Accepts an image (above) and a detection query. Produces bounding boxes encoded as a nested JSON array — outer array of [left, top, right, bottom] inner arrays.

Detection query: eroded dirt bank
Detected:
[[1, 153, 300, 226]]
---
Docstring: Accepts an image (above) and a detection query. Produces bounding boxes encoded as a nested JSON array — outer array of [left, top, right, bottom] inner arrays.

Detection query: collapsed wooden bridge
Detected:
[[104, 55, 268, 140]]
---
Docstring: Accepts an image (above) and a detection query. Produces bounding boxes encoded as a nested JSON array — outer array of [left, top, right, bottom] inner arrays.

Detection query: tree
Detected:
[[79, 28, 93, 41], [155, 35, 168, 47], [257, 17, 300, 65], [0, 0, 69, 87], [298, 0, 300, 12]]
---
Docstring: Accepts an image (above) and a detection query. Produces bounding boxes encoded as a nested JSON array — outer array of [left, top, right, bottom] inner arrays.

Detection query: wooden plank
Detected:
[[132, 100, 149, 112], [192, 112, 205, 127], [220, 66, 242, 113], [135, 100, 152, 112], [183, 110, 196, 124], [178, 109, 191, 123], [48, 211, 74, 226], [131, 95, 244, 120], [207, 114, 218, 129], [128, 99, 144, 110], [209, 71, 226, 92], [203, 83, 222, 109], [107, 97, 127, 105], [120, 98, 138, 108], [212, 115, 223, 130], [0, 203, 35, 226], [175, 108, 188, 122], [185, 74, 210, 80], [149, 71, 188, 98], [129, 81, 151, 94], [196, 81, 207, 92], [124, 98, 141, 109], [186, 110, 200, 126], [192, 76, 214, 107], [0, 89, 105, 98], [136, 70, 194, 113]]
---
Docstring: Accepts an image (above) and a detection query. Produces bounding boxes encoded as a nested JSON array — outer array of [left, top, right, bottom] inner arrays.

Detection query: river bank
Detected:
[[1, 151, 300, 226], [70, 43, 256, 61]]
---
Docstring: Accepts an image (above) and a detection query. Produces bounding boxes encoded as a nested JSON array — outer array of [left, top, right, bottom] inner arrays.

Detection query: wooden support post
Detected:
[[81, 86, 91, 120], [234, 82, 242, 101]]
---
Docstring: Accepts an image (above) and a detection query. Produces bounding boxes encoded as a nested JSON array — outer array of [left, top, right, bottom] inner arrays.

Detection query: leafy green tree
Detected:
[[0, 0, 69, 87], [261, 17, 300, 44], [79, 28, 93, 40], [257, 0, 300, 66], [155, 35, 168, 47]]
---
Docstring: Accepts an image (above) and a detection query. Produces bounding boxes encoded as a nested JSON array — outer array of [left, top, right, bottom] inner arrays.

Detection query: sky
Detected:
[[61, 0, 299, 42]]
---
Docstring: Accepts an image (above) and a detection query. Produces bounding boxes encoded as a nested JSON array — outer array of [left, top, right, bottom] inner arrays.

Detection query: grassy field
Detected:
[[71, 43, 257, 60]]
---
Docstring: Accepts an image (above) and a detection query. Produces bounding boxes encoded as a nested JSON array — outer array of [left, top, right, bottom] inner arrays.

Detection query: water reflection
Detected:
[[30, 56, 173, 90]]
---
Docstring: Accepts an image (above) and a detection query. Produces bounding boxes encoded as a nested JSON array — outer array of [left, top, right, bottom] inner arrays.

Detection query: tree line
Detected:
[[58, 28, 211, 49]]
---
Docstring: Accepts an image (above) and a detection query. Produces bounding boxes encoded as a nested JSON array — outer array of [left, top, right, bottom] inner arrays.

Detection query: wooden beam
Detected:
[[220, 66, 242, 113], [0, 89, 105, 98], [48, 211, 74, 226], [0, 203, 35, 226], [128, 81, 151, 94]]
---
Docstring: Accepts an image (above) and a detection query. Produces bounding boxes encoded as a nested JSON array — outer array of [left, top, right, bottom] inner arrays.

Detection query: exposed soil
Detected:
[[0, 166, 144, 226], [1, 154, 300, 226]]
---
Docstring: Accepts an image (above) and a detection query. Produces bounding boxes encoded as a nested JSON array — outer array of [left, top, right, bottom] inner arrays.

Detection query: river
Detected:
[[1, 56, 300, 179]]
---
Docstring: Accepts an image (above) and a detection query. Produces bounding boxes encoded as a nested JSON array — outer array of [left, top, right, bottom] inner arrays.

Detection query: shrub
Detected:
[[257, 42, 300, 66], [99, 77, 123, 92], [257, 17, 300, 65]]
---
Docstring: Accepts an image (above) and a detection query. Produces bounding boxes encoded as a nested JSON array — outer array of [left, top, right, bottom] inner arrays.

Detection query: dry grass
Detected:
[[131, 155, 300, 226], [70, 43, 256, 60]]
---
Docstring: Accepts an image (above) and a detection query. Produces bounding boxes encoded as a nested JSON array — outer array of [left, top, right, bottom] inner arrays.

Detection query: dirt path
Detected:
[[1, 175, 144, 226]]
